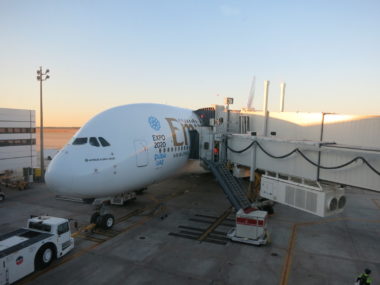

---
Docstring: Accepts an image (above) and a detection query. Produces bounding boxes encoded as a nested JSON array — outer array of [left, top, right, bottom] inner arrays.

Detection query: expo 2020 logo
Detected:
[[148, 116, 161, 131]]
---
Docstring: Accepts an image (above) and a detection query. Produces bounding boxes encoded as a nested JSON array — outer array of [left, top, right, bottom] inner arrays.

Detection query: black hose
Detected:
[[225, 141, 380, 176]]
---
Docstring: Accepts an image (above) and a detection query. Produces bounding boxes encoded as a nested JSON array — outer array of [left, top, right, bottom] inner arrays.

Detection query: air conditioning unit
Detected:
[[260, 173, 345, 217]]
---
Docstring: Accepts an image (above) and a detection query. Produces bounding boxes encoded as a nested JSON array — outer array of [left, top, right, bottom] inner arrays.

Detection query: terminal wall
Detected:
[[0, 108, 36, 174]]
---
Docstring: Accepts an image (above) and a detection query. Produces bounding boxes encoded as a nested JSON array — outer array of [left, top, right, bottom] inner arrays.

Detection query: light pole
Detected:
[[36, 67, 50, 182]]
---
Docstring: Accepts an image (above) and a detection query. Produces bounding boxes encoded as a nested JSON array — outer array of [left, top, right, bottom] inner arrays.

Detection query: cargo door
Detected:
[[134, 140, 149, 167]]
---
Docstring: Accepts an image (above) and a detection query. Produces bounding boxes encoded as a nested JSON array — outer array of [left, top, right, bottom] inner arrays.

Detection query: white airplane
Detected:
[[46, 103, 201, 200]]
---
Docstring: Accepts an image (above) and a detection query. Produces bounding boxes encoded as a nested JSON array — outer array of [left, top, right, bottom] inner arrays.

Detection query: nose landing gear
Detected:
[[90, 204, 115, 230]]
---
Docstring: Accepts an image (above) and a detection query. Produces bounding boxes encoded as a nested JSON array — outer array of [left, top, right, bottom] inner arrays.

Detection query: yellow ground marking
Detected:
[[198, 207, 232, 241], [71, 223, 96, 238], [20, 190, 186, 284], [279, 217, 380, 285], [145, 193, 160, 203], [372, 199, 380, 210]]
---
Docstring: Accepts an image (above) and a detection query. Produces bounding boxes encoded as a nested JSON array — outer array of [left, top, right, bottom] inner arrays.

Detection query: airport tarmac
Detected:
[[0, 169, 379, 285]]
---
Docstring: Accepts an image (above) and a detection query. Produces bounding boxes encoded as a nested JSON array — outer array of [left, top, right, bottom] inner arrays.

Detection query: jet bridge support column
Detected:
[[249, 138, 257, 182]]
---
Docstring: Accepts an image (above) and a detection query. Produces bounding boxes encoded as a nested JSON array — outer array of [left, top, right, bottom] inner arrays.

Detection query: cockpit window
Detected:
[[89, 137, 100, 147], [72, 136, 110, 147], [98, 137, 110, 147], [72, 137, 88, 145]]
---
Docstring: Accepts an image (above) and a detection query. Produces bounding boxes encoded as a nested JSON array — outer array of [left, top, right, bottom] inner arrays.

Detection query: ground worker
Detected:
[[213, 143, 219, 162], [356, 268, 372, 285]]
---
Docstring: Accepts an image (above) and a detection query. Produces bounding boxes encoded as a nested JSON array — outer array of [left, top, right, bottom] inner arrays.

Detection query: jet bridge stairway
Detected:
[[202, 159, 252, 211]]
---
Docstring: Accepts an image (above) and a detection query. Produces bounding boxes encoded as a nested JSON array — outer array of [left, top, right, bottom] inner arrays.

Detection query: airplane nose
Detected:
[[45, 153, 94, 198], [45, 150, 120, 198], [45, 158, 80, 196]]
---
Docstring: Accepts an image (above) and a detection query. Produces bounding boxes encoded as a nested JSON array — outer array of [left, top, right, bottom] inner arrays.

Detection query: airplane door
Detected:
[[134, 140, 149, 167], [189, 130, 199, 159], [199, 127, 213, 161]]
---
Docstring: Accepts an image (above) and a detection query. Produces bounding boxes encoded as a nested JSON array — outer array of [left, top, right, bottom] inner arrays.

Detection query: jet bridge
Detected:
[[196, 104, 380, 217]]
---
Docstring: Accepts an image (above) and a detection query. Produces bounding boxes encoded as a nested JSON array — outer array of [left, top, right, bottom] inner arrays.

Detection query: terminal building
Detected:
[[0, 108, 36, 179]]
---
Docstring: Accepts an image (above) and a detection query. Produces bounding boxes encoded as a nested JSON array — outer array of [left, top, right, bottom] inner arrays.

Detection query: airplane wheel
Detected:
[[0, 194, 4, 202], [90, 212, 100, 224], [100, 214, 115, 230]]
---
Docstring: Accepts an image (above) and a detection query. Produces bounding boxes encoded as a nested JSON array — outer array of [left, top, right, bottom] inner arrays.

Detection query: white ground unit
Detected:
[[0, 108, 36, 178], [0, 216, 74, 285], [260, 173, 345, 217], [227, 209, 268, 245]]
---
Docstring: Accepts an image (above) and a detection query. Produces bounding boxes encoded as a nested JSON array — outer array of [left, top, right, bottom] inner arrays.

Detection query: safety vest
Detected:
[[357, 273, 372, 284]]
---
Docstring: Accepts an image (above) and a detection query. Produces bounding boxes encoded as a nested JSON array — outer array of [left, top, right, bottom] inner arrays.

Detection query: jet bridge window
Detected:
[[72, 137, 88, 145], [98, 137, 110, 147], [89, 137, 100, 147]]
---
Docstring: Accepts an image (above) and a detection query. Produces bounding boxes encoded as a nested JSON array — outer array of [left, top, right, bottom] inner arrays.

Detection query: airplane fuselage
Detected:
[[46, 104, 200, 198]]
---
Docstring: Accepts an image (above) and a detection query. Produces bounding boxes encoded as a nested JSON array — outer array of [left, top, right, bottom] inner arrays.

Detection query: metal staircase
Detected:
[[202, 159, 251, 211]]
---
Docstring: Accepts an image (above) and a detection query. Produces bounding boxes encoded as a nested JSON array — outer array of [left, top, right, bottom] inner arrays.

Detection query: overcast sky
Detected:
[[1, 0, 380, 126]]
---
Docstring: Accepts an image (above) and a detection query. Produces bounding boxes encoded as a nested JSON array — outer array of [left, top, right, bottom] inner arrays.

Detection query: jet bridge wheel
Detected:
[[261, 205, 274, 215]]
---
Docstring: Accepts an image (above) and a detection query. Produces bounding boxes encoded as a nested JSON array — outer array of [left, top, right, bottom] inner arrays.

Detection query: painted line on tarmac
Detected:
[[19, 214, 155, 285], [198, 207, 232, 242], [145, 193, 160, 203], [372, 199, 380, 209], [18, 242, 100, 285], [279, 217, 380, 285], [20, 191, 186, 284], [279, 223, 298, 285]]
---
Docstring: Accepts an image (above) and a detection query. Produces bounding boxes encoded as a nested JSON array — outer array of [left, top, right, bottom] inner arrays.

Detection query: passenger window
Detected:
[[98, 137, 111, 147], [72, 137, 88, 145], [57, 222, 69, 235], [89, 137, 100, 147]]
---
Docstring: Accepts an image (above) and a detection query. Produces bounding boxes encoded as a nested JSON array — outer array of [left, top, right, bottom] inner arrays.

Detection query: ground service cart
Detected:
[[0, 216, 74, 285]]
